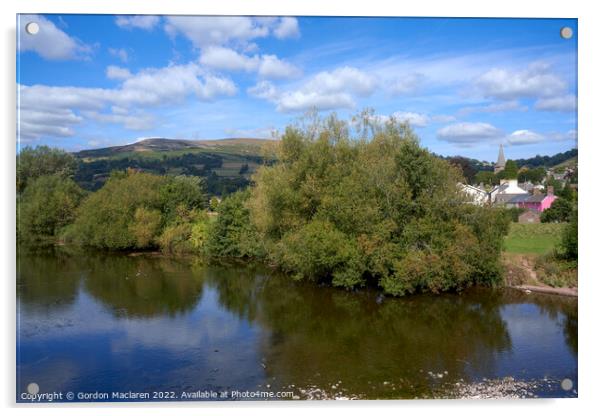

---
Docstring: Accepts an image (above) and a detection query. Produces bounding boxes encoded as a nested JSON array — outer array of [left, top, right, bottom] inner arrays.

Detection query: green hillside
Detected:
[[73, 138, 276, 196]]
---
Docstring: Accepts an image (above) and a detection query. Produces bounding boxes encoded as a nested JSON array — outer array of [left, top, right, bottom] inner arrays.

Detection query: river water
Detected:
[[16, 247, 577, 401]]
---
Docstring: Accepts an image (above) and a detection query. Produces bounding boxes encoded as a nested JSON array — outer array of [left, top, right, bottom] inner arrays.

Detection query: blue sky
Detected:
[[17, 15, 577, 161]]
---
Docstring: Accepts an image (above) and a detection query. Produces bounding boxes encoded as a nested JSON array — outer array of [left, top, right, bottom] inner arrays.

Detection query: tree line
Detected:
[[16, 113, 577, 295]]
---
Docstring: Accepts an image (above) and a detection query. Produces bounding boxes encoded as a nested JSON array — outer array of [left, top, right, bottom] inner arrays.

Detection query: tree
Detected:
[[499, 160, 518, 180], [69, 171, 206, 250], [236, 112, 510, 295], [18, 175, 86, 243], [541, 198, 573, 223], [17, 146, 77, 193], [474, 171, 497, 187]]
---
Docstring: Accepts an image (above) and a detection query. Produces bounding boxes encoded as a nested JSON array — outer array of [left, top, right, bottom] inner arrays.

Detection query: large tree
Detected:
[[17, 146, 77, 193], [210, 112, 510, 295]]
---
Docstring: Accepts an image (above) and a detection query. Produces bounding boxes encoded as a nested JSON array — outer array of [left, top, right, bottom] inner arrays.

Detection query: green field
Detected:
[[503, 223, 564, 254]]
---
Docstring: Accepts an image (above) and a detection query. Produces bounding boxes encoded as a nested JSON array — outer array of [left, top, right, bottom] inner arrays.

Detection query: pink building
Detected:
[[505, 186, 557, 212]]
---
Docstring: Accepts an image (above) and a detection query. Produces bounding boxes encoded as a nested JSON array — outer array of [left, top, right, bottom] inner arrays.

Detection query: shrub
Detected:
[[541, 197, 573, 223], [18, 175, 86, 244]]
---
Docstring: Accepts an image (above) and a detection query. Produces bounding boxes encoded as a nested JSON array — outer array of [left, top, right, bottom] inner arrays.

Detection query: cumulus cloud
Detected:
[[437, 122, 503, 146], [273, 17, 300, 39], [18, 14, 90, 60], [506, 129, 577, 146], [164, 16, 300, 49], [115, 15, 160, 30], [534, 94, 577, 112], [506, 129, 545, 145], [247, 81, 279, 101], [106, 65, 132, 80], [305, 66, 377, 97], [164, 16, 270, 49], [199, 47, 300, 79], [367, 112, 455, 128], [476, 62, 566, 100], [18, 63, 237, 140], [248, 66, 377, 113]]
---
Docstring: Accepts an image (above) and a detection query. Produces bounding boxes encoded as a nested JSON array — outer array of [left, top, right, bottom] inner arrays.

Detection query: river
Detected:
[[16, 247, 577, 401]]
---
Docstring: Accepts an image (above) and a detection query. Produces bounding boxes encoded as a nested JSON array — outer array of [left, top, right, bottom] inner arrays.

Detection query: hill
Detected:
[[73, 138, 276, 196], [513, 148, 577, 169]]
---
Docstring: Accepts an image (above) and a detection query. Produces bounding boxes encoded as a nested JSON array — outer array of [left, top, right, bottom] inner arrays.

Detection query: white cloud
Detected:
[[391, 112, 430, 128], [507, 129, 577, 146], [18, 107, 83, 141], [534, 94, 577, 112], [18, 63, 238, 140], [247, 81, 279, 101], [476, 62, 566, 100], [109, 47, 128, 63], [115, 15, 160, 30], [273, 17, 300, 39], [277, 91, 355, 113], [257, 55, 301, 79], [248, 66, 377, 113], [506, 129, 545, 146], [437, 122, 503, 146], [305, 66, 377, 97], [164, 16, 270, 49], [164, 16, 300, 49], [199, 47, 300, 79], [18, 14, 90, 60], [106, 65, 132, 80]]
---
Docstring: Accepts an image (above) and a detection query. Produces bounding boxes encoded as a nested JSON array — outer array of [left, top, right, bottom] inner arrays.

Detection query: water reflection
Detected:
[[17, 248, 577, 400]]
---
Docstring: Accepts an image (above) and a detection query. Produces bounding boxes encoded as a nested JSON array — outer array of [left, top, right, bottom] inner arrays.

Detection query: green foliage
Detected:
[[209, 196, 220, 211], [498, 160, 518, 180], [541, 198, 573, 223], [69, 170, 206, 250], [561, 210, 578, 260], [243, 112, 510, 295], [18, 175, 86, 244], [506, 206, 526, 223], [17, 146, 77, 193], [205, 190, 265, 258], [474, 170, 497, 187], [518, 166, 546, 184]]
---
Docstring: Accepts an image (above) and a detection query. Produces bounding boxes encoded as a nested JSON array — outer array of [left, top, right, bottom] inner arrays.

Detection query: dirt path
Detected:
[[502, 253, 577, 297]]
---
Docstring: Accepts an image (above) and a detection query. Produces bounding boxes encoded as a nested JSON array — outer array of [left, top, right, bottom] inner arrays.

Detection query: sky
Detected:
[[16, 15, 577, 161]]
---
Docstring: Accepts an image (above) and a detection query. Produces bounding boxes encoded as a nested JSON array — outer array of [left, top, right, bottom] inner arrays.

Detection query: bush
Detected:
[[18, 175, 86, 244], [561, 210, 578, 260], [70, 170, 206, 250], [541, 197, 573, 223], [205, 190, 265, 258]]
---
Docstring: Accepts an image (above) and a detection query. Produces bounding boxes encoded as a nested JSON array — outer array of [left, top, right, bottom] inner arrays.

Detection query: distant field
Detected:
[[504, 223, 564, 255]]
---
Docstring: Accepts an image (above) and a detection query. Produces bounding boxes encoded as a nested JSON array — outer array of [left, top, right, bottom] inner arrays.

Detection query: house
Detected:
[[518, 210, 541, 223], [458, 183, 489, 205], [490, 178, 528, 206]]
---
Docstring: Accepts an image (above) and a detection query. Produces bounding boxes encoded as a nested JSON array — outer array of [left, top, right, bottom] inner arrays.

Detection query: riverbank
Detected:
[[502, 252, 577, 297]]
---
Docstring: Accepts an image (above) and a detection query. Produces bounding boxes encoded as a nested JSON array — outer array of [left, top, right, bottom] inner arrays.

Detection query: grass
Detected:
[[503, 223, 564, 255]]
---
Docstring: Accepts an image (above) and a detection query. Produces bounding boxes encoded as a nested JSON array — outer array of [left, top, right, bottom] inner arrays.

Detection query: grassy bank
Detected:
[[502, 223, 576, 290], [503, 223, 563, 255]]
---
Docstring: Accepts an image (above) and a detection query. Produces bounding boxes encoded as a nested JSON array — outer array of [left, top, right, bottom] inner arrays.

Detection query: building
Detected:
[[494, 144, 506, 174], [518, 210, 541, 223], [458, 183, 489, 205], [490, 178, 528, 206]]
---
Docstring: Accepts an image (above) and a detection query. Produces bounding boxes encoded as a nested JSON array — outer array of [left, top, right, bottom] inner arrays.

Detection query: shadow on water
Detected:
[[17, 248, 577, 400]]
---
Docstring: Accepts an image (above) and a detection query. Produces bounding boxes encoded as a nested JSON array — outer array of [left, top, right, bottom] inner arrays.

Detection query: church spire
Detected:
[[494, 144, 506, 174]]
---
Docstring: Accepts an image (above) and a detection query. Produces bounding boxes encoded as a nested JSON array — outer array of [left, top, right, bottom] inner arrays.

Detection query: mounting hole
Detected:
[[25, 22, 39, 35], [560, 27, 573, 40]]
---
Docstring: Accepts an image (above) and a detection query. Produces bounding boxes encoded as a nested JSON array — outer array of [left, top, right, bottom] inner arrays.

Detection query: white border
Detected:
[[2, 1, 601, 415]]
